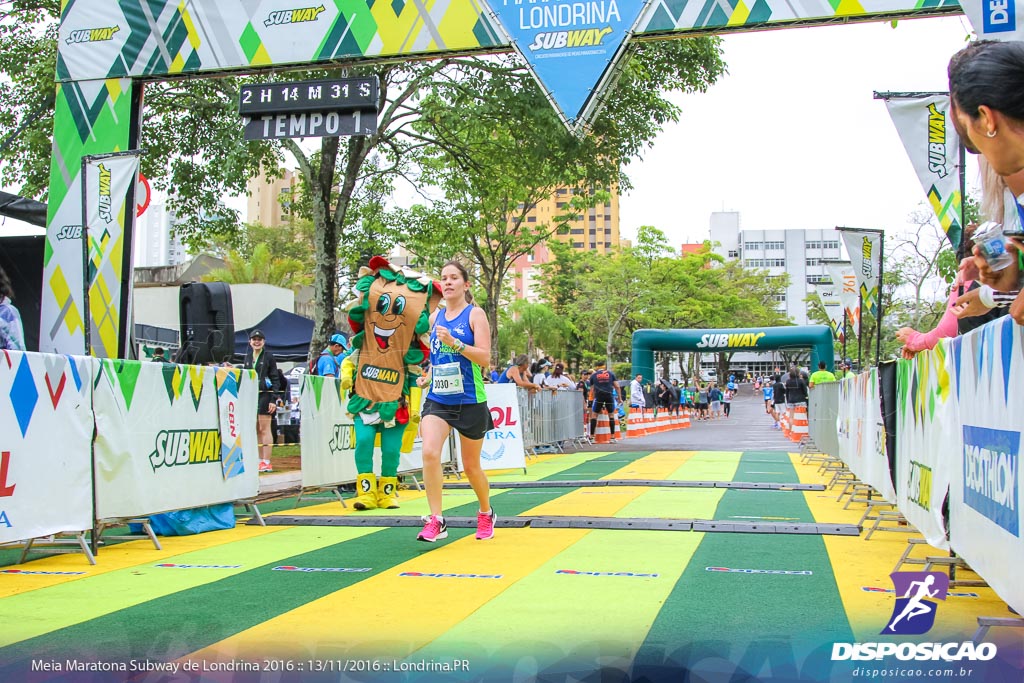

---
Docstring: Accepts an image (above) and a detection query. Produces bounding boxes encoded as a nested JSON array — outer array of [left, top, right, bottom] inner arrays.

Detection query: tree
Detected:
[[201, 243, 309, 290]]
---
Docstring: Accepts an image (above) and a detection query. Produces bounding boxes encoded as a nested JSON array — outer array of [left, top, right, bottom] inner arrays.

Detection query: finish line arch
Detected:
[[45, 1, 964, 356], [631, 325, 835, 384]]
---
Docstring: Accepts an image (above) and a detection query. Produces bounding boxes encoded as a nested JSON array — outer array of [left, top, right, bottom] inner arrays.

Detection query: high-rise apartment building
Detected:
[[511, 187, 621, 301], [709, 211, 844, 326], [132, 202, 187, 267], [246, 168, 298, 227]]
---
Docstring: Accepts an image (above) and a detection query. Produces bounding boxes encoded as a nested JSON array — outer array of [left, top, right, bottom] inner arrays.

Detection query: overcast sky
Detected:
[[618, 14, 979, 248]]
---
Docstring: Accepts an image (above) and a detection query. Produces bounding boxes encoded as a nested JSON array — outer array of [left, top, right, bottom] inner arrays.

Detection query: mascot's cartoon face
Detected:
[[347, 256, 439, 409], [367, 277, 423, 359]]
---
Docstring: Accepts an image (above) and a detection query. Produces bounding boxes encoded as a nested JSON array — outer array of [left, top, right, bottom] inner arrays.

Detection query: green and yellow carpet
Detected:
[[1, 450, 1020, 682]]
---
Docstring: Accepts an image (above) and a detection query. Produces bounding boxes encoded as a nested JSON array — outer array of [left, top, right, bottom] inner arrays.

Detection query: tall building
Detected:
[[709, 211, 844, 326], [511, 187, 621, 301], [246, 168, 298, 227], [132, 202, 187, 267]]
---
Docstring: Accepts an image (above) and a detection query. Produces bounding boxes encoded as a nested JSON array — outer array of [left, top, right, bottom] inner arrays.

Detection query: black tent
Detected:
[[0, 191, 46, 227], [234, 308, 315, 362]]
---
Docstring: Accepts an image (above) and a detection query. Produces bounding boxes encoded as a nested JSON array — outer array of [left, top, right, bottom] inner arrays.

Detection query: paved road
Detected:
[[607, 383, 796, 452]]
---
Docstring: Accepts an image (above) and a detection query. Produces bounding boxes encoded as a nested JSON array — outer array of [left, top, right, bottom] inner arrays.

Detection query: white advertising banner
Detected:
[[93, 360, 258, 519], [837, 228, 883, 319], [838, 369, 896, 503], [83, 153, 140, 358], [883, 95, 963, 249], [822, 261, 860, 328], [300, 375, 358, 488], [962, 0, 1024, 41], [813, 285, 845, 341], [215, 367, 259, 481], [0, 352, 95, 543], [895, 347, 958, 549], [454, 384, 527, 472], [948, 317, 1024, 615]]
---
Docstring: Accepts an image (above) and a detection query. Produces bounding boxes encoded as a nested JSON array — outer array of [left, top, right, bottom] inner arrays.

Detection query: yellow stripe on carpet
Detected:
[[414, 529, 703, 663], [790, 453, 1010, 640], [180, 527, 591, 661], [0, 527, 378, 647]]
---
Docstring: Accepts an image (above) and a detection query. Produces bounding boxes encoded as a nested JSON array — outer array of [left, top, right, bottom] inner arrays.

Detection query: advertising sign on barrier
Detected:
[[896, 349, 958, 549], [0, 352, 95, 543], [93, 360, 258, 519], [948, 317, 1024, 614], [299, 375, 358, 488], [838, 369, 895, 502], [455, 384, 527, 472]]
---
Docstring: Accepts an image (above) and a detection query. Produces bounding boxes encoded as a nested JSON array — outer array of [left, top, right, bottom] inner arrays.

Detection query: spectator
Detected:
[[808, 361, 836, 389], [544, 363, 576, 390], [316, 333, 349, 377], [948, 41, 1024, 324], [151, 347, 171, 362], [0, 265, 25, 351], [785, 367, 808, 405], [242, 329, 282, 473], [531, 358, 552, 387], [629, 373, 646, 414], [496, 354, 541, 392], [708, 382, 722, 419], [721, 384, 733, 418]]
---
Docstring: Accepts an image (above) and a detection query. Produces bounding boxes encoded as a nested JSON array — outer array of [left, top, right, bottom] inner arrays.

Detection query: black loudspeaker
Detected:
[[178, 282, 234, 365]]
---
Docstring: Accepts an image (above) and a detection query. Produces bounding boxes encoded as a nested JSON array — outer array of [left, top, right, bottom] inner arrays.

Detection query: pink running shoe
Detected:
[[417, 515, 447, 542], [476, 509, 496, 540]]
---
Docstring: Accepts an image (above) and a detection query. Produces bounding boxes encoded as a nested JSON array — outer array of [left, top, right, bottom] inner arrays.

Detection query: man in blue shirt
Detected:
[[317, 334, 349, 377]]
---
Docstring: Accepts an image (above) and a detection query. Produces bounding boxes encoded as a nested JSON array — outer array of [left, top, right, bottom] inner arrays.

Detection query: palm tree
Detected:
[[202, 243, 310, 289]]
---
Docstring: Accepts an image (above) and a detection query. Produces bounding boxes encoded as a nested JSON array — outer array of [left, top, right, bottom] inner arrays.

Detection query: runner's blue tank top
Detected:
[[427, 304, 487, 405]]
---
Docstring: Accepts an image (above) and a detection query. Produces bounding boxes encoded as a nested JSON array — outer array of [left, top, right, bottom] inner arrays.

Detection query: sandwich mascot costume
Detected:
[[340, 256, 440, 510]]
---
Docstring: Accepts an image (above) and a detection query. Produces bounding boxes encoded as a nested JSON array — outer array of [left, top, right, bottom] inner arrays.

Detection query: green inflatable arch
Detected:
[[631, 326, 835, 383]]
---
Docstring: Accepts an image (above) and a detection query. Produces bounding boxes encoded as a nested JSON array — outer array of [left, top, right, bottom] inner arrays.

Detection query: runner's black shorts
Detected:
[[422, 399, 495, 440], [591, 392, 616, 415], [258, 393, 276, 416]]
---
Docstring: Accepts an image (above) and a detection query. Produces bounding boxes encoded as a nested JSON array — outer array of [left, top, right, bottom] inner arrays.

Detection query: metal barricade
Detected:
[[515, 388, 586, 453]]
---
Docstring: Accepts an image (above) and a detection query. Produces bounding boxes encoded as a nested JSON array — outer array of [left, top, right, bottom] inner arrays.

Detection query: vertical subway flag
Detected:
[[962, 0, 1024, 41], [485, 0, 651, 132], [884, 95, 962, 248], [838, 228, 882, 319], [813, 285, 845, 342], [823, 260, 861, 328], [83, 153, 141, 358]]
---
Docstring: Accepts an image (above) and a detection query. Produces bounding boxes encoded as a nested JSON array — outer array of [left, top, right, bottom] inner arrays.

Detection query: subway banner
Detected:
[[83, 153, 141, 359], [299, 375, 358, 489], [837, 228, 882, 318], [883, 95, 963, 249], [896, 349, 958, 549], [812, 284, 845, 341], [948, 316, 1024, 615], [837, 369, 895, 503], [0, 351, 95, 544], [93, 360, 258, 520]]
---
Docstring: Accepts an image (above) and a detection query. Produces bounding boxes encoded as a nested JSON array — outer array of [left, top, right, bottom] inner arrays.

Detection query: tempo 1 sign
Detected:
[[243, 110, 377, 140]]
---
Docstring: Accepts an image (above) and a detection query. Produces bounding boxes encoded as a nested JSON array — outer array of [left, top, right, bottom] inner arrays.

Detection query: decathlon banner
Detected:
[[454, 384, 526, 472], [83, 153, 141, 358], [93, 360, 258, 520], [883, 95, 962, 249], [812, 285, 844, 341], [962, 0, 1024, 41], [837, 369, 896, 503], [215, 367, 258, 481], [0, 351, 95, 544], [837, 229, 882, 318], [948, 316, 1024, 615], [822, 261, 860, 328], [895, 348, 958, 549]]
